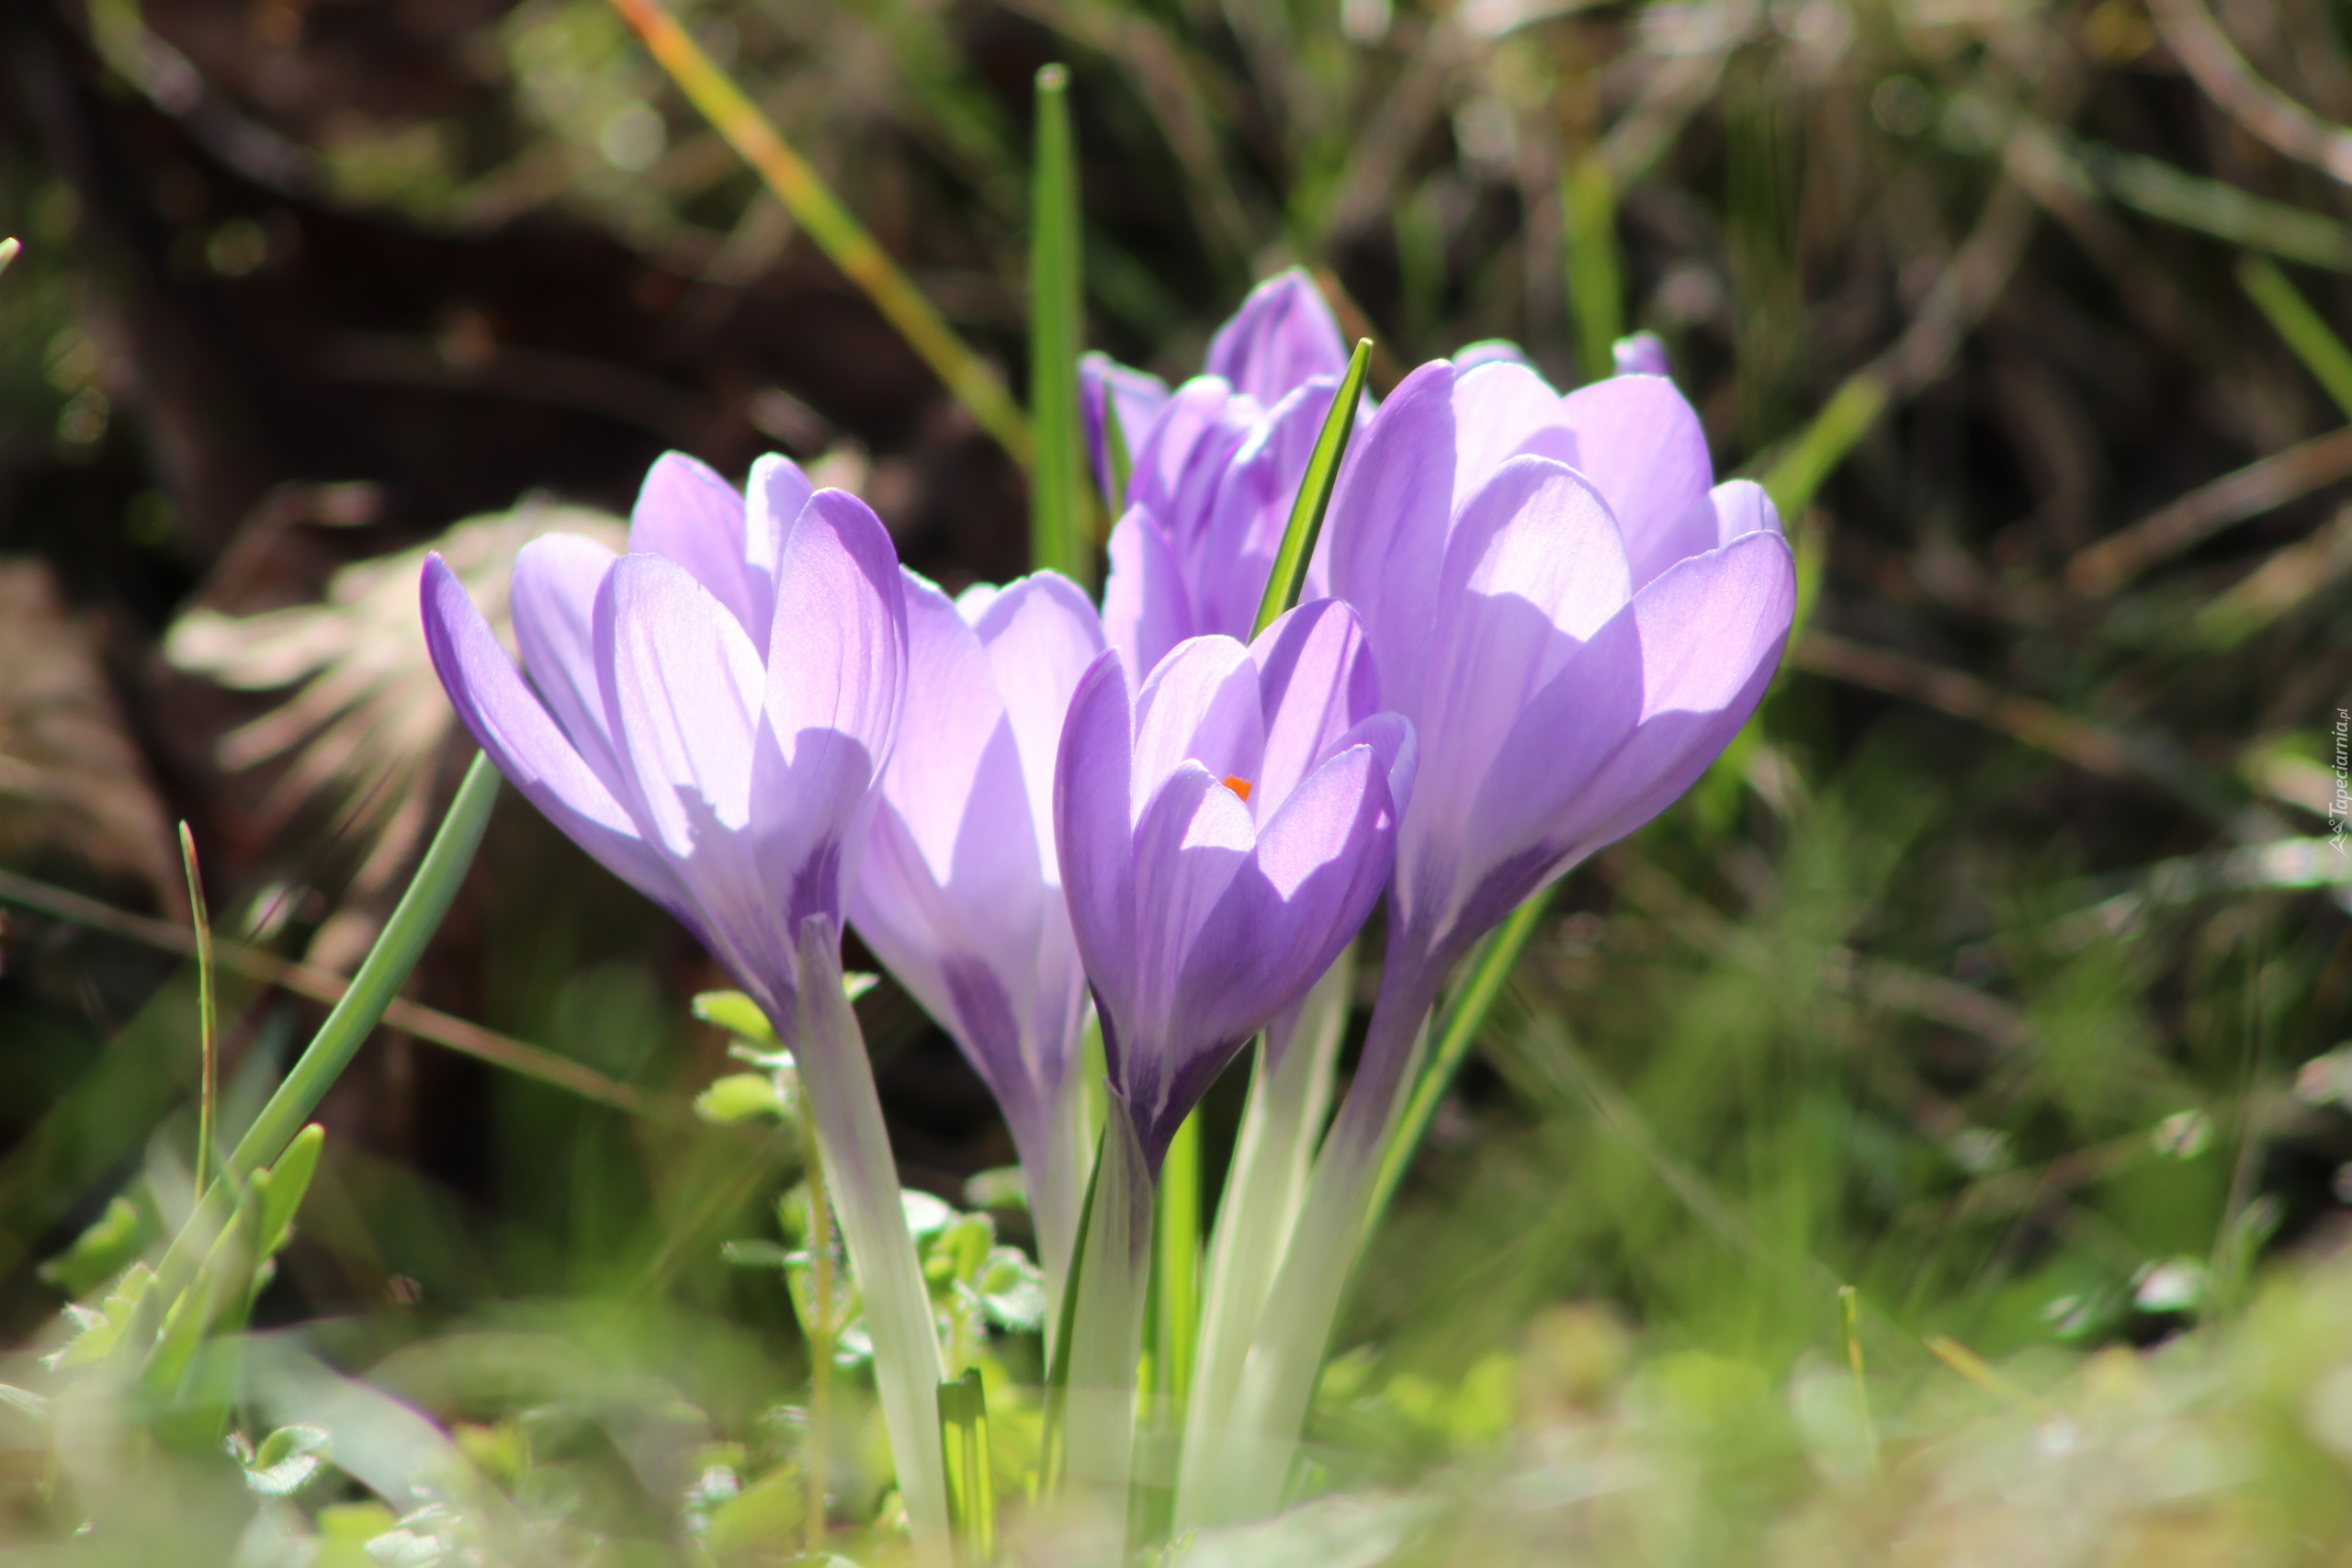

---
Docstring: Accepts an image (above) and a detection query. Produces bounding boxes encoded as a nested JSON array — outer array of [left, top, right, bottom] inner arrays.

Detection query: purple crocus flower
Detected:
[[1612, 330, 1671, 378], [1053, 599, 1413, 1172], [420, 452, 905, 1001], [1193, 359, 1797, 1529], [1081, 271, 1356, 676], [1322, 357, 1795, 970], [419, 450, 954, 1557], [848, 569, 1104, 1292]]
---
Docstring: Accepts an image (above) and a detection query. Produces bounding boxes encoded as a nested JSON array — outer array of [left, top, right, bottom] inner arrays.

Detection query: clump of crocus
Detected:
[[1082, 270, 1357, 674], [1184, 357, 1796, 1527], [418, 451, 954, 1559], [848, 569, 1104, 1309], [1048, 598, 1412, 1504]]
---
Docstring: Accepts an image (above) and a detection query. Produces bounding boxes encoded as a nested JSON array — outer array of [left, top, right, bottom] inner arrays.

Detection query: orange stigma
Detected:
[[1222, 774, 1254, 802]]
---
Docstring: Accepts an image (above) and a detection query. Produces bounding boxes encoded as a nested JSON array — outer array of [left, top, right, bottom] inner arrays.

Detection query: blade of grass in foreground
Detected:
[[1029, 62, 1091, 589], [2238, 253, 2352, 421], [1250, 338, 1373, 635], [606, 0, 1031, 466], [142, 753, 500, 1316]]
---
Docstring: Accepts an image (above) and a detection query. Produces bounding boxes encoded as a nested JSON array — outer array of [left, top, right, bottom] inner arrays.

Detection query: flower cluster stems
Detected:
[[786, 920, 952, 1565], [1057, 1099, 1155, 1541], [1174, 947, 1353, 1518], [1177, 945, 1444, 1529]]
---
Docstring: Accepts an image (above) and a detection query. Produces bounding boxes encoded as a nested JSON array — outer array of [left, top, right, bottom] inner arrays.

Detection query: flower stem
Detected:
[[787, 920, 950, 1565], [1057, 1098, 1153, 1543], [795, 1088, 834, 1554], [1174, 947, 1352, 1529], [1188, 948, 1443, 1528]]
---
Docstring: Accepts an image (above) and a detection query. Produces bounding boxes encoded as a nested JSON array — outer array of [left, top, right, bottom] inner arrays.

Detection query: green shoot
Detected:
[[1251, 338, 1374, 636], [178, 823, 216, 1201], [1030, 62, 1092, 589], [1564, 153, 1623, 384], [2238, 254, 2352, 422]]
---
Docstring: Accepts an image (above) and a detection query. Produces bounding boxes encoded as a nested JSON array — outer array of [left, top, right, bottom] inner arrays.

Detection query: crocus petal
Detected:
[[1189, 376, 1342, 641], [1549, 529, 1795, 856], [1558, 374, 1712, 584], [1130, 379, 1260, 540], [1056, 650, 1141, 1020], [1447, 361, 1578, 516], [1448, 529, 1795, 938], [1322, 362, 1462, 716], [741, 454, 817, 643], [1632, 477, 1783, 591], [1611, 332, 1671, 378], [1204, 269, 1350, 408], [1164, 742, 1395, 1110], [419, 554, 680, 911], [765, 489, 907, 765], [1123, 762, 1254, 1146], [1250, 599, 1381, 818], [1101, 507, 1200, 683], [1132, 637, 1264, 812], [510, 533, 623, 777], [1080, 352, 1171, 500], [968, 571, 1109, 869], [628, 453, 763, 640], [1414, 457, 1632, 833], [1453, 339, 1532, 371]]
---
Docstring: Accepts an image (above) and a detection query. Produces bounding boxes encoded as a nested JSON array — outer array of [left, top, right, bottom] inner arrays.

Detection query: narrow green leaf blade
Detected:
[[1564, 152, 1623, 384], [1029, 62, 1091, 590], [1151, 1111, 1200, 1408], [2239, 253, 2352, 423], [1251, 338, 1374, 637]]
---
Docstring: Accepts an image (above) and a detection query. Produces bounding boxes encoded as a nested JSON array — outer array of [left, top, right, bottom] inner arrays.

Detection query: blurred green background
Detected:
[[5, 0, 2352, 1561]]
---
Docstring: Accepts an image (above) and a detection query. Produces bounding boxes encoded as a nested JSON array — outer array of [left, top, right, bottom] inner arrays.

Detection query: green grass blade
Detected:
[[1365, 889, 1550, 1232], [1251, 339, 1373, 637], [605, 0, 1030, 465], [178, 824, 216, 1200], [1762, 371, 1890, 520], [1029, 62, 1091, 589], [1152, 1111, 1200, 1411], [2238, 254, 2352, 421], [1565, 152, 1623, 384], [1101, 391, 1134, 522]]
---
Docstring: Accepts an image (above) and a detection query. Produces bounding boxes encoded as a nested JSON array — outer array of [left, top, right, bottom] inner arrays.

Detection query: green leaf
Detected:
[[243, 1424, 331, 1495], [2238, 254, 2352, 422], [38, 1193, 155, 1298], [1152, 1111, 1201, 1408], [256, 1123, 324, 1260], [1028, 62, 1091, 590], [1563, 152, 1623, 384], [692, 988, 778, 1045], [44, 1261, 154, 1369], [1250, 338, 1373, 637], [940, 1366, 995, 1561], [963, 1165, 1030, 1213], [694, 1072, 792, 1124]]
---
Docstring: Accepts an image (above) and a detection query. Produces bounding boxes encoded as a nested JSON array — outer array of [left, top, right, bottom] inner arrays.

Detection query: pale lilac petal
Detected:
[[1204, 269, 1349, 407], [1335, 711, 1418, 818], [1130, 379, 1260, 539], [628, 453, 761, 638], [1447, 361, 1577, 516], [1189, 376, 1341, 641], [1132, 637, 1263, 812], [1558, 374, 1713, 581], [1451, 530, 1794, 936], [875, 573, 1019, 883], [421, 554, 679, 909], [1102, 507, 1201, 678], [741, 454, 817, 644], [1123, 762, 1253, 1143], [1414, 458, 1631, 833], [1080, 352, 1171, 501], [1453, 339, 1532, 370], [1250, 600, 1380, 818], [968, 571, 1108, 870], [765, 489, 908, 766], [1055, 650, 1140, 1020], [597, 554, 764, 861], [1611, 332, 1670, 378], [510, 533, 622, 776], [1323, 362, 1462, 718], [1631, 477, 1782, 590], [1160, 743, 1394, 1126]]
